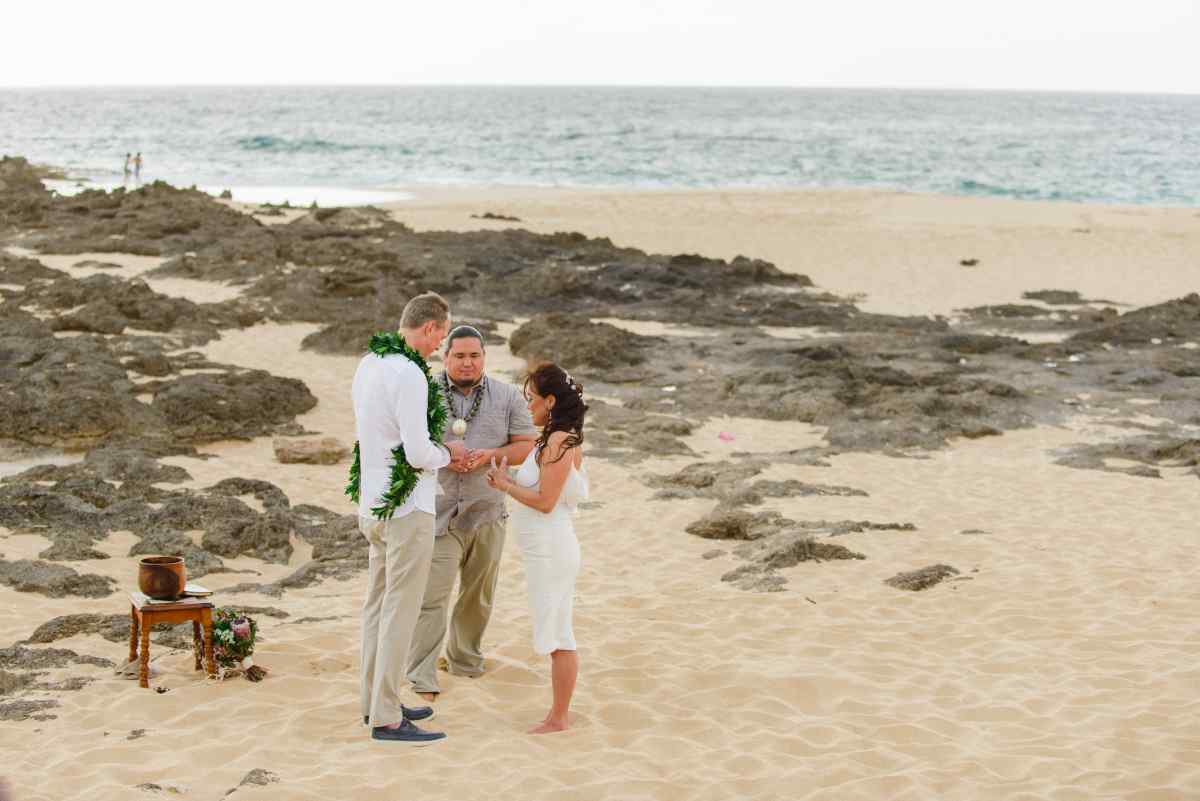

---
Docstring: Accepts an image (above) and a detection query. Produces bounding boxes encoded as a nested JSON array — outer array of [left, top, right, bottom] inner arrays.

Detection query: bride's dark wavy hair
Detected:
[[524, 362, 587, 465]]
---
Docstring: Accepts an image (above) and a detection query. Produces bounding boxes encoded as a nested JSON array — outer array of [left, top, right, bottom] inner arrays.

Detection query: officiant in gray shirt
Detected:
[[407, 325, 537, 699]]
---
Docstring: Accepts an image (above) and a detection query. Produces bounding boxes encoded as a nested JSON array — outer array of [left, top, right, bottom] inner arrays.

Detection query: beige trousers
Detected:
[[359, 511, 435, 727], [407, 519, 507, 693]]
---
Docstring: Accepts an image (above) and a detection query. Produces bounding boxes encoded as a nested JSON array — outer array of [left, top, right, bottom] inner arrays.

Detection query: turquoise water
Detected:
[[2, 86, 1198, 205]]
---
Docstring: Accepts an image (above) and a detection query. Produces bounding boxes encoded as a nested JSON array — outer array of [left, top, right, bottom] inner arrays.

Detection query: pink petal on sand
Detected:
[[717, 432, 736, 442]]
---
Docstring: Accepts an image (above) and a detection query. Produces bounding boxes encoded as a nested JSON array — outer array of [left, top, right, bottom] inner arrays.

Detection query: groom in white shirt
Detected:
[[352, 291, 466, 744]]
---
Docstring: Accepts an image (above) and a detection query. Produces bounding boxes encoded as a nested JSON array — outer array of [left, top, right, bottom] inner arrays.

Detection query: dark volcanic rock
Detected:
[[38, 530, 110, 561], [1068, 293, 1200, 348], [719, 531, 866, 592], [0, 669, 36, 696], [0, 559, 116, 597], [508, 313, 660, 379], [292, 505, 364, 563], [1055, 435, 1200, 479], [650, 458, 866, 506], [30, 181, 274, 258], [0, 252, 66, 285], [152, 370, 316, 442], [300, 316, 515, 356], [0, 156, 50, 227], [885, 564, 960, 591], [960, 304, 1053, 319], [612, 332, 1033, 453], [720, 564, 788, 592], [0, 323, 161, 448], [206, 477, 292, 510], [650, 460, 765, 494], [0, 305, 311, 449], [0, 482, 105, 535], [0, 699, 59, 721], [25, 607, 286, 649], [149, 493, 293, 563], [817, 520, 917, 536], [210, 506, 367, 597], [16, 273, 260, 342], [685, 509, 790, 541], [940, 333, 1025, 354], [584, 401, 696, 461], [734, 530, 866, 570], [24, 614, 129, 644], [1023, 290, 1085, 305], [72, 259, 124, 270], [80, 444, 193, 484], [729, 480, 868, 507], [23, 613, 201, 651], [232, 769, 281, 793], [201, 509, 293, 564], [0, 645, 113, 670]]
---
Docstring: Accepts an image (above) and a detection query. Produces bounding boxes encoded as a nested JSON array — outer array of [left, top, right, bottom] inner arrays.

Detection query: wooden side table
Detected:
[[129, 593, 216, 688]]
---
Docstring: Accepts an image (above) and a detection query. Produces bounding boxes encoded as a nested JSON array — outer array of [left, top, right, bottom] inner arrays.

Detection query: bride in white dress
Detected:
[[486, 363, 588, 734]]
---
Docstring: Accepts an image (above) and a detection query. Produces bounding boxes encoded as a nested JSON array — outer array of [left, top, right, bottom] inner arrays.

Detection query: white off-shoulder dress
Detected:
[[510, 445, 588, 655]]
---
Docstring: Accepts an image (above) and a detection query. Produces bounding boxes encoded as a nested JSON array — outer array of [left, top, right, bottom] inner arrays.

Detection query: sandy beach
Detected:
[[2, 175, 1198, 801]]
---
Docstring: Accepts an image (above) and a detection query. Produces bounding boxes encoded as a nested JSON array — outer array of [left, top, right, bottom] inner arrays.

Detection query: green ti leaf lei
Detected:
[[346, 331, 449, 520]]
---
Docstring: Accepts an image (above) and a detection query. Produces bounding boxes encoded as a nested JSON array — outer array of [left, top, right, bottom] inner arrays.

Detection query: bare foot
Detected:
[[416, 692, 438, 702], [528, 719, 568, 735]]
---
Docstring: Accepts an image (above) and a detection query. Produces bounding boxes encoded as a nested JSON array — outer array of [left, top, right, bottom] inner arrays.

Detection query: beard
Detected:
[[449, 372, 482, 389]]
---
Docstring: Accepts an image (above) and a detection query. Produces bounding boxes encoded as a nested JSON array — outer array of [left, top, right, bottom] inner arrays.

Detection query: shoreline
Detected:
[[46, 172, 1200, 213]]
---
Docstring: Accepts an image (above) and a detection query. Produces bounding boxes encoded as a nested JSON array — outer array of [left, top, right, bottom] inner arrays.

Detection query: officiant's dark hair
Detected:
[[445, 325, 486, 352], [525, 363, 586, 466]]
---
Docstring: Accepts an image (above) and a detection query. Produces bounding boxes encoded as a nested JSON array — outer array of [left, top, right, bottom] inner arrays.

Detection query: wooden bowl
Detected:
[[138, 556, 186, 600]]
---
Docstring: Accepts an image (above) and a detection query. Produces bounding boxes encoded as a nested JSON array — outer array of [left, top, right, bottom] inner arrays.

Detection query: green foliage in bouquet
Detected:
[[208, 607, 267, 681]]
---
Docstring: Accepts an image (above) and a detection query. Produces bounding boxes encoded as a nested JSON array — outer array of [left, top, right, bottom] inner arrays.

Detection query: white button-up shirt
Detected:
[[351, 352, 450, 520]]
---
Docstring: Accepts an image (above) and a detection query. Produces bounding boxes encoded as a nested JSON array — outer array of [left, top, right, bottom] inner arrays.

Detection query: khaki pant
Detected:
[[407, 519, 507, 693], [359, 512, 435, 727]]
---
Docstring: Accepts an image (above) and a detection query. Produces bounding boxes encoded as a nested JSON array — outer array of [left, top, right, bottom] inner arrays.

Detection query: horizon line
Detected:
[[2, 82, 1198, 97]]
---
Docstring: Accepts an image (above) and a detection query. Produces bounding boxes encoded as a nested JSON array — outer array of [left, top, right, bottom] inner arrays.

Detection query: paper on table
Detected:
[[131, 591, 178, 605]]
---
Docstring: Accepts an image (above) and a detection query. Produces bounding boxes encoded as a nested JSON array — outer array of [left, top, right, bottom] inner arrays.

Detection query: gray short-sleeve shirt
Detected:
[[436, 374, 537, 535]]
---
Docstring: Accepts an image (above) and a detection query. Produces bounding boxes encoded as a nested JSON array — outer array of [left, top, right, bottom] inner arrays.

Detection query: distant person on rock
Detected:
[[122, 153, 132, 184], [134, 152, 143, 183]]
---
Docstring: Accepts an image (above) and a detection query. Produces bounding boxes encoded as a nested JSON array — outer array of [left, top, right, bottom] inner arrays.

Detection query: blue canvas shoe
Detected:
[[371, 719, 446, 744]]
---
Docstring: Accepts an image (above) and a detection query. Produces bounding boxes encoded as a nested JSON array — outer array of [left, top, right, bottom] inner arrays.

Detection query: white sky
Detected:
[[2, 1, 1197, 93]]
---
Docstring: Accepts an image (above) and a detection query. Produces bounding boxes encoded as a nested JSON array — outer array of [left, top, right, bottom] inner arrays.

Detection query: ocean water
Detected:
[[2, 86, 1198, 206]]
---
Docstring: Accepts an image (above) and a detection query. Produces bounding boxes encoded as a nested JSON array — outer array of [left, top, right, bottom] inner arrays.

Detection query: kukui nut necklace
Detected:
[[441, 372, 487, 436]]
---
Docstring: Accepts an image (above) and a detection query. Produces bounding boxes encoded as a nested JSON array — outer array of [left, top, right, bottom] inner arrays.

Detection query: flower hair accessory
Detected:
[[563, 370, 583, 396]]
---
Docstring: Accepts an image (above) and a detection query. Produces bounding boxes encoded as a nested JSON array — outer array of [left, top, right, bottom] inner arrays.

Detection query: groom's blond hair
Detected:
[[399, 292, 450, 330]]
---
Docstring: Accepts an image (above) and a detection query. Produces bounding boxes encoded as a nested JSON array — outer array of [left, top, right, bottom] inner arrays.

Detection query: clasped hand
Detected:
[[447, 447, 498, 473]]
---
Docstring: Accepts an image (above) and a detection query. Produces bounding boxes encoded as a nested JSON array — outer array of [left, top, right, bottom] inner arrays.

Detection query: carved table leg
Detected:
[[128, 606, 139, 665], [203, 610, 216, 677], [193, 620, 202, 671], [139, 620, 151, 688]]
